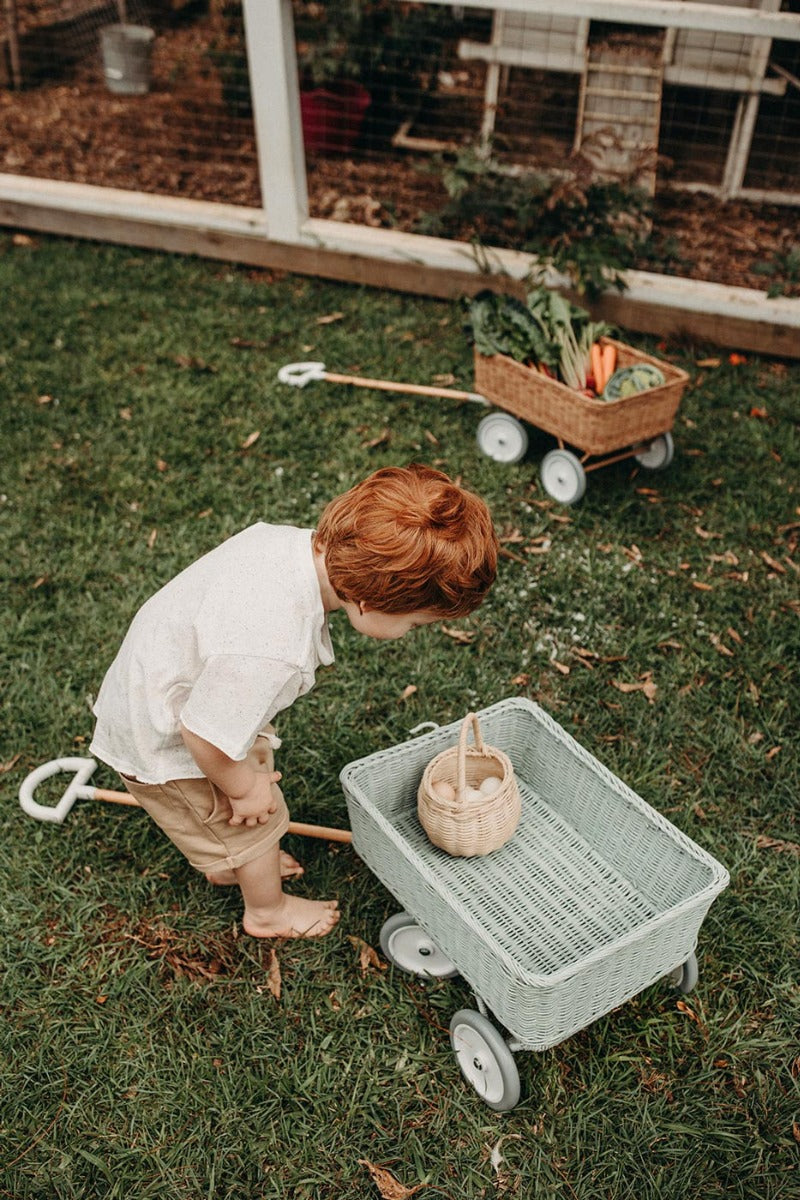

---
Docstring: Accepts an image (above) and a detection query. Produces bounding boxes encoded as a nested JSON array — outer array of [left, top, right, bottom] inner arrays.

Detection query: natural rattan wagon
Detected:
[[340, 697, 729, 1110], [473, 339, 689, 504]]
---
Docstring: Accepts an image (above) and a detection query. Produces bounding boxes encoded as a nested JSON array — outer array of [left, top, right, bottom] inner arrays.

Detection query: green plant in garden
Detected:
[[752, 242, 800, 298], [421, 147, 698, 299]]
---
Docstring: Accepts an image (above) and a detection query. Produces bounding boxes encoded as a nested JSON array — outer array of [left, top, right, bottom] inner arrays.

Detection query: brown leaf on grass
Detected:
[[174, 355, 215, 373], [315, 310, 345, 325], [348, 936, 386, 975], [692, 581, 713, 591], [710, 633, 734, 657], [359, 1161, 425, 1199], [695, 526, 722, 540], [266, 948, 281, 1000], [611, 672, 657, 703], [147, 528, 158, 549], [362, 428, 391, 449], [400, 684, 418, 701], [755, 834, 800, 857], [760, 551, 786, 575], [511, 673, 531, 686], [676, 999, 705, 1030], [240, 430, 261, 450], [0, 753, 21, 775], [440, 626, 475, 644]]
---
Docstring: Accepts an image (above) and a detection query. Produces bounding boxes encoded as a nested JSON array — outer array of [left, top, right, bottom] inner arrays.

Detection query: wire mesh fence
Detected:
[[1, 1, 799, 296]]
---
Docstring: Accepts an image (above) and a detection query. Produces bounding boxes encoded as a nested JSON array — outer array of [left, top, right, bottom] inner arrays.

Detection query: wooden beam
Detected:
[[420, 0, 800, 42], [0, 176, 797, 358]]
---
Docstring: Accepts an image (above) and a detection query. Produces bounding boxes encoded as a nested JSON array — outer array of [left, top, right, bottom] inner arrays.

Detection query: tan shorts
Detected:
[[120, 774, 291, 873]]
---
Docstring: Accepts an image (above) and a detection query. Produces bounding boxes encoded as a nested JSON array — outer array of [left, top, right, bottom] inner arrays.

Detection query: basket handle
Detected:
[[456, 712, 485, 799]]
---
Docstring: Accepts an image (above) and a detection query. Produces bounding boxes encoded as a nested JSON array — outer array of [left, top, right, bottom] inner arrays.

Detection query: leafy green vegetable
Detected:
[[467, 287, 612, 389]]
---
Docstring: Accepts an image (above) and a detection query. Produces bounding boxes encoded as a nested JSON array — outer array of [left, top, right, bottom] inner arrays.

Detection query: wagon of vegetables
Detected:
[[468, 290, 689, 504]]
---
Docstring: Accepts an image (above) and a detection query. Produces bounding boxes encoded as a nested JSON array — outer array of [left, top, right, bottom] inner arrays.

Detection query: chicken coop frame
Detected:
[[1, 0, 799, 356]]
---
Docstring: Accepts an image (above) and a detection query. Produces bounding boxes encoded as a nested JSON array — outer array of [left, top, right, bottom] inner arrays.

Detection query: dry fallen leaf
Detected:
[[755, 834, 799, 857], [266, 947, 281, 1000], [611, 672, 657, 704], [760, 552, 786, 575], [240, 430, 261, 450], [359, 1161, 425, 1200], [400, 684, 418, 701], [348, 936, 386, 975], [0, 754, 21, 775], [147, 529, 158, 549], [362, 428, 391, 449], [440, 626, 475, 644], [315, 310, 345, 325], [709, 633, 734, 657]]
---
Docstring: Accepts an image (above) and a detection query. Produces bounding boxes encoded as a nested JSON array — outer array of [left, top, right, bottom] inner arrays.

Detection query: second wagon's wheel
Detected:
[[668, 951, 699, 994], [449, 1009, 521, 1112], [634, 432, 675, 471], [540, 449, 587, 505], [476, 412, 529, 464], [379, 912, 459, 978]]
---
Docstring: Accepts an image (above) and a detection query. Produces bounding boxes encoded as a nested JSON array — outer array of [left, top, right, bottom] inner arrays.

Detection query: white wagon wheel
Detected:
[[540, 448, 587, 505], [635, 432, 675, 470], [476, 412, 529, 464], [449, 1009, 521, 1111], [379, 912, 458, 978]]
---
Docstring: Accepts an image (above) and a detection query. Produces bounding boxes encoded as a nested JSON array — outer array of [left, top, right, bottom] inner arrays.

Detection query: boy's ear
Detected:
[[357, 600, 368, 615]]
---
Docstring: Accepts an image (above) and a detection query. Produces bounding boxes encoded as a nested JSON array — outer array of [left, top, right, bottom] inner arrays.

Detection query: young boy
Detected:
[[90, 463, 498, 939]]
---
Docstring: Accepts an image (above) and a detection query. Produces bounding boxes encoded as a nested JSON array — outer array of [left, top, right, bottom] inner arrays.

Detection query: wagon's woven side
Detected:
[[473, 340, 688, 456], [341, 698, 729, 1051]]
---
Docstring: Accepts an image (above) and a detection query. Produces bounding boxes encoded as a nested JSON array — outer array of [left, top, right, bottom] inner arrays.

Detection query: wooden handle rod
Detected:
[[93, 787, 352, 843]]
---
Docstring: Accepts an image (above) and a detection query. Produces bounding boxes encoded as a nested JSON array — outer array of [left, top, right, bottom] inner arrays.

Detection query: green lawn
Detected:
[[1, 233, 798, 1199]]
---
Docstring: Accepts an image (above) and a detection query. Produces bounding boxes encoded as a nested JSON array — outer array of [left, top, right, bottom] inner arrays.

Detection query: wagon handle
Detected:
[[278, 360, 488, 405], [456, 713, 486, 800], [19, 757, 352, 844]]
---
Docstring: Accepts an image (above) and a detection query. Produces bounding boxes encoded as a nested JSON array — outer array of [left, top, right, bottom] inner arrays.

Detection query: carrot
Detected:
[[601, 343, 617, 392], [590, 343, 604, 394]]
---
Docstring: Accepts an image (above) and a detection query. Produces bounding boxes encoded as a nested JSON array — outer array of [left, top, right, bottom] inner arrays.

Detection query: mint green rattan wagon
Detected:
[[339, 697, 729, 1111]]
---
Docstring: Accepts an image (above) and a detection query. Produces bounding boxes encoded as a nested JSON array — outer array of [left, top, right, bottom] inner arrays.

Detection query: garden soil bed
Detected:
[[1, 18, 796, 296]]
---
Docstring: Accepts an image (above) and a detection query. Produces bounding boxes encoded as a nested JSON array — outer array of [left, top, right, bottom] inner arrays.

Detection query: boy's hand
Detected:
[[228, 772, 282, 827]]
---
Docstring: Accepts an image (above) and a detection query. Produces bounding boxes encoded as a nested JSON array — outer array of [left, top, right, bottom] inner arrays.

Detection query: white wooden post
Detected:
[[242, 0, 308, 241]]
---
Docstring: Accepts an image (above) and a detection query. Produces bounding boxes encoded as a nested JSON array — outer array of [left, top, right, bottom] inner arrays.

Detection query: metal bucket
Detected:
[[101, 24, 155, 96]]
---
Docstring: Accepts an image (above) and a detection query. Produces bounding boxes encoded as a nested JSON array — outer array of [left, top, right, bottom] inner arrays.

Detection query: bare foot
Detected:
[[242, 894, 340, 939], [206, 851, 303, 887]]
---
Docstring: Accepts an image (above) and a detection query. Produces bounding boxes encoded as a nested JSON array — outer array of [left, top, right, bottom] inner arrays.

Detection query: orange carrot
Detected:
[[590, 343, 604, 394], [601, 343, 617, 392]]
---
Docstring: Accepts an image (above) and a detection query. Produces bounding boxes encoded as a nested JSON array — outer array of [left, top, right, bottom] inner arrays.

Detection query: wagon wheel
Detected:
[[476, 412, 529, 464], [379, 912, 458, 979], [540, 448, 587, 505], [635, 432, 675, 470], [667, 951, 699, 994], [449, 1009, 521, 1111]]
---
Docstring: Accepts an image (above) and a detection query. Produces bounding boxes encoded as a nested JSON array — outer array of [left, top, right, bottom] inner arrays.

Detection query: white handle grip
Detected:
[[277, 361, 327, 388], [19, 757, 99, 824]]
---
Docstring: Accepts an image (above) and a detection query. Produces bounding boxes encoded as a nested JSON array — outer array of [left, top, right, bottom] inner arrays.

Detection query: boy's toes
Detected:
[[279, 850, 304, 880]]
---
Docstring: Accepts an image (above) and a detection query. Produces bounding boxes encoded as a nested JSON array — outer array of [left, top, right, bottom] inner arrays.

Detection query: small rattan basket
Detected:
[[417, 712, 521, 857]]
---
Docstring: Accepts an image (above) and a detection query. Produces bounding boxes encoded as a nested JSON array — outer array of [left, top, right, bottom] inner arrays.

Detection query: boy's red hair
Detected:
[[315, 464, 498, 618]]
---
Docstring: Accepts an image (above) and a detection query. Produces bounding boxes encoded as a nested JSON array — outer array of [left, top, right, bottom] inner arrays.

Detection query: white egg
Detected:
[[479, 775, 502, 795], [433, 780, 456, 803], [465, 786, 484, 803]]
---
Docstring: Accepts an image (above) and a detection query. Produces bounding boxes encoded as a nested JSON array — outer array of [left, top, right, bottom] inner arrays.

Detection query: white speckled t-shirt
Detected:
[[90, 524, 334, 784]]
